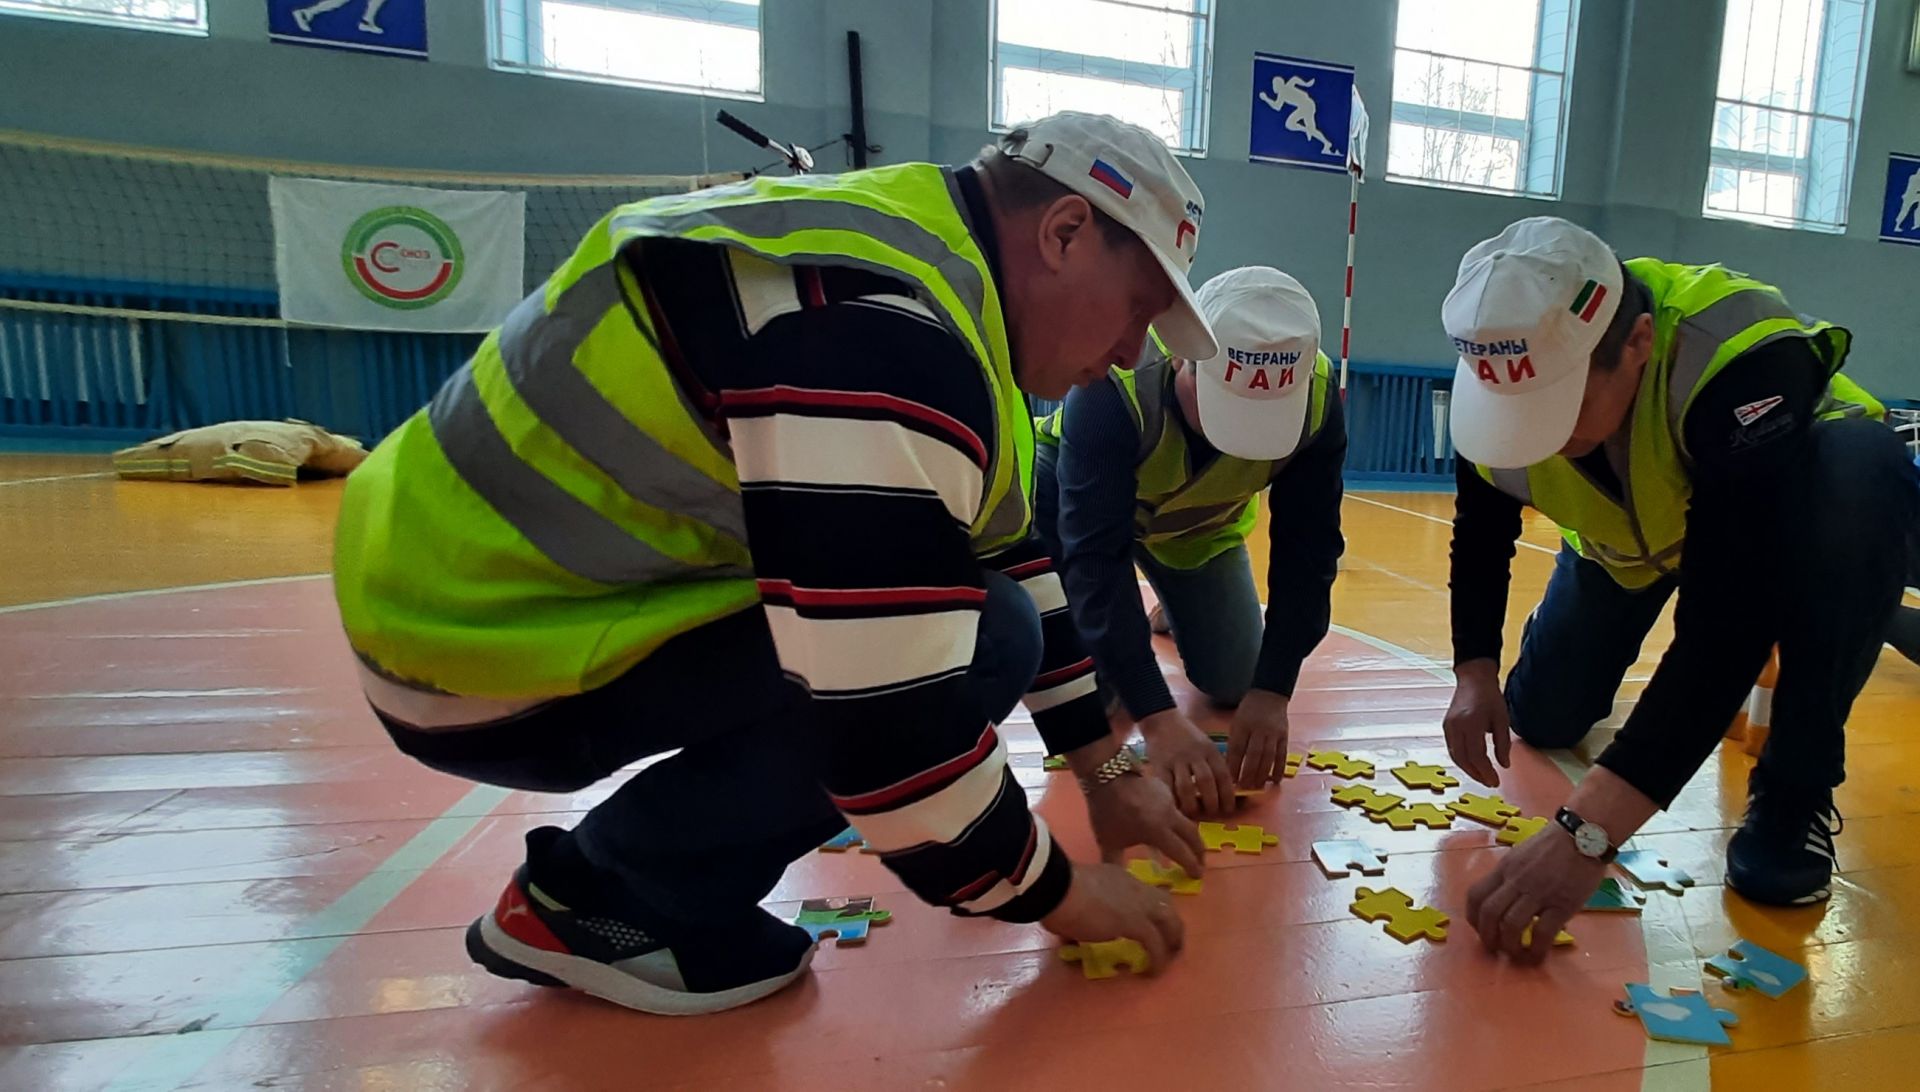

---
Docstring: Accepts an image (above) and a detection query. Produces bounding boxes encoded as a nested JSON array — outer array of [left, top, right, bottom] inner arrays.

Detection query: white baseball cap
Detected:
[[998, 112, 1216, 362], [1189, 267, 1322, 461], [1443, 217, 1624, 469]]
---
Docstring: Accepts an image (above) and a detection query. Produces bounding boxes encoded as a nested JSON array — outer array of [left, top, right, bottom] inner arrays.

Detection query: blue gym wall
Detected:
[[1, 0, 1917, 393]]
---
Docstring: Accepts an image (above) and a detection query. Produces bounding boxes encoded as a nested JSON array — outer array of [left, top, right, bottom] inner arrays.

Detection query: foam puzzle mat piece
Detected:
[[1520, 921, 1577, 948], [1585, 877, 1647, 913], [1350, 886, 1449, 944], [1446, 792, 1522, 827], [1198, 821, 1279, 854], [1615, 984, 1738, 1045], [1312, 839, 1388, 877], [1128, 858, 1203, 895], [1305, 749, 1375, 779], [1331, 783, 1406, 814], [1284, 752, 1304, 778], [794, 896, 892, 945], [1059, 938, 1151, 979], [1616, 850, 1695, 895], [1369, 802, 1454, 831], [1496, 815, 1550, 846], [1705, 940, 1806, 998], [1389, 761, 1460, 793]]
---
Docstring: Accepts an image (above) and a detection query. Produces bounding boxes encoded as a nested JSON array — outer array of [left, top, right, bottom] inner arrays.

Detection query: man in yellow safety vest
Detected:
[[1033, 268, 1346, 815], [1439, 217, 1913, 960], [332, 113, 1214, 1013]]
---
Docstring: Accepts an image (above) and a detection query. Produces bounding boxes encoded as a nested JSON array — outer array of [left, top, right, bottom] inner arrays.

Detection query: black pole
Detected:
[[846, 30, 870, 169]]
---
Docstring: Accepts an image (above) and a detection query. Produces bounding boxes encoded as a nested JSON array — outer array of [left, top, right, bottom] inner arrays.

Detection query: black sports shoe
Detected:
[[466, 828, 816, 1015], [1725, 769, 1841, 907]]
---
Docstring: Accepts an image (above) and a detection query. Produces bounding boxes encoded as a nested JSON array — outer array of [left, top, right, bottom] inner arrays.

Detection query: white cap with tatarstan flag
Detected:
[[1443, 217, 1623, 469], [1191, 266, 1322, 461], [998, 111, 1216, 362]]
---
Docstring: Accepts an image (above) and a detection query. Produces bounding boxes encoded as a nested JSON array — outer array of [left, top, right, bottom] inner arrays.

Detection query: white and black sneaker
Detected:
[[1725, 769, 1841, 906], [466, 828, 816, 1015]]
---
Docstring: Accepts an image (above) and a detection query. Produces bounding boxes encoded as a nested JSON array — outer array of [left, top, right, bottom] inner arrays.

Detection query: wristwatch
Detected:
[[1554, 806, 1618, 862], [1078, 746, 1144, 793]]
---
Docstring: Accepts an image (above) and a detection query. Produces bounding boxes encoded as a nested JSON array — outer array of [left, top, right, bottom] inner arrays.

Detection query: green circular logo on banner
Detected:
[[341, 206, 465, 310]]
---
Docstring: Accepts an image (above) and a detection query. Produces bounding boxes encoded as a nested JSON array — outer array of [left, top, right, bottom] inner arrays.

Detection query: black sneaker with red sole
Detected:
[[466, 831, 816, 1016]]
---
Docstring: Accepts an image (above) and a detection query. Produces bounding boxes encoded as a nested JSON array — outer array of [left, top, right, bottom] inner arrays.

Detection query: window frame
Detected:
[[1385, 0, 1579, 199], [0, 0, 207, 36], [489, 0, 766, 102], [986, 0, 1217, 157], [1701, 0, 1876, 234]]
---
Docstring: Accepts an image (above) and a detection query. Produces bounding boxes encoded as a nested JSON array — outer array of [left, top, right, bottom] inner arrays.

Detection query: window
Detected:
[[990, 0, 1214, 155], [491, 0, 762, 99], [0, 0, 204, 34], [1387, 0, 1577, 197], [1704, 0, 1873, 232]]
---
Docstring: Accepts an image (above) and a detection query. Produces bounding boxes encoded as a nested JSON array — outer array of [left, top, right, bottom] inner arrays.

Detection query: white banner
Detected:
[[1348, 87, 1370, 180], [269, 176, 525, 333]]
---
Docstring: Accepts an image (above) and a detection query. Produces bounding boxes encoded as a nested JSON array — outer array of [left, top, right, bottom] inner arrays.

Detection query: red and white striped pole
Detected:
[[1340, 166, 1358, 398]]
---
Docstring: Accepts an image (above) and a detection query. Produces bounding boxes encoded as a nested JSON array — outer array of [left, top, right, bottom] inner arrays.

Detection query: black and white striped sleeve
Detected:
[[721, 291, 1071, 923]]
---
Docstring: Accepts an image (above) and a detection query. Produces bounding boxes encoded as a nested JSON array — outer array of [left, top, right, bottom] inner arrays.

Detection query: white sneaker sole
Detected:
[[474, 914, 814, 1016]]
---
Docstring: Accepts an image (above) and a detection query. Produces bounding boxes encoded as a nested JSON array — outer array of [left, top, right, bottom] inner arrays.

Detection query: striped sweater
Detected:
[[630, 169, 1105, 921]]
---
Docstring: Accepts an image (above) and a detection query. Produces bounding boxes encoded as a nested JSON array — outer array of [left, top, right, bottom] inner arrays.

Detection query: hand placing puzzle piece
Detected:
[[794, 896, 891, 945], [1350, 886, 1449, 944], [1614, 984, 1738, 1046], [1306, 749, 1375, 779], [1312, 839, 1388, 877], [1389, 761, 1460, 793], [1198, 821, 1279, 854], [1447, 792, 1521, 827], [1616, 849, 1695, 895], [1128, 858, 1203, 895], [1585, 877, 1647, 913], [1331, 783, 1405, 815], [1496, 815, 1550, 846], [1369, 803, 1454, 831], [1705, 940, 1806, 998], [1059, 938, 1150, 979]]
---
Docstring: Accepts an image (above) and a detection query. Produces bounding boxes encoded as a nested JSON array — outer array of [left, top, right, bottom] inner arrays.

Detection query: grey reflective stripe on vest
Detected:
[[1146, 503, 1245, 536], [612, 181, 1031, 546], [427, 366, 744, 586], [495, 265, 749, 545], [1488, 467, 1532, 504], [1585, 537, 1682, 569], [1665, 287, 1802, 429]]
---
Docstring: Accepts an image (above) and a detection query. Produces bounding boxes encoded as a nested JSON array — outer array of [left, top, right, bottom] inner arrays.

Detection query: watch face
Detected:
[[1573, 823, 1608, 857]]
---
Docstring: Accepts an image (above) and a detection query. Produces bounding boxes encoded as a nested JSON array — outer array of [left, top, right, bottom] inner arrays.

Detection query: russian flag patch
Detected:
[[1088, 159, 1134, 198]]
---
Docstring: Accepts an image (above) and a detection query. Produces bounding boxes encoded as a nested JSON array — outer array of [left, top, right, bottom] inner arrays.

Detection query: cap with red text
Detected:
[[1443, 217, 1623, 469], [1192, 266, 1321, 461]]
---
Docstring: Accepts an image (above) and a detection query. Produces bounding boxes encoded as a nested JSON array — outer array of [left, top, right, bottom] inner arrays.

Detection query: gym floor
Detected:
[[3, 453, 1919, 1090]]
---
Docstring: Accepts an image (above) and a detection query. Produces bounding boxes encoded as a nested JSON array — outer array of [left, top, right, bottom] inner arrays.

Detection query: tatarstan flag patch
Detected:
[[1570, 279, 1608, 323]]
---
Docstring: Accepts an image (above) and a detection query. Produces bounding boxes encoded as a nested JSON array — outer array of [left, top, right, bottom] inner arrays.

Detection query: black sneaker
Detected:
[[466, 830, 816, 1015], [1725, 769, 1841, 907]]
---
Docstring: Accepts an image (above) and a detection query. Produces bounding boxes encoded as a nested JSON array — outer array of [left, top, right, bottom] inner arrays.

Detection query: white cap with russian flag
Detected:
[[998, 111, 1216, 362], [1442, 217, 1623, 470]]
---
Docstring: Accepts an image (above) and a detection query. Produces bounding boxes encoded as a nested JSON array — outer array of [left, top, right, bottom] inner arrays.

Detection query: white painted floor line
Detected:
[[1346, 492, 1559, 556]]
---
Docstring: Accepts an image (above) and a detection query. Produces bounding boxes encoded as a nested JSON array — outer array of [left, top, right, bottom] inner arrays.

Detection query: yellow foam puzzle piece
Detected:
[[1059, 938, 1151, 979], [1520, 922, 1577, 948], [1284, 752, 1304, 778], [1390, 761, 1460, 793], [1305, 749, 1375, 779], [1127, 858, 1203, 895], [1446, 792, 1522, 827], [1350, 886, 1449, 943], [1369, 802, 1454, 830], [1497, 815, 1551, 846], [1197, 821, 1280, 853], [1330, 783, 1406, 814]]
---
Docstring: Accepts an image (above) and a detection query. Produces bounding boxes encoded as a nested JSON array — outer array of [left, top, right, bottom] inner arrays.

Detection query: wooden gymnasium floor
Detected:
[[3, 451, 1920, 1090]]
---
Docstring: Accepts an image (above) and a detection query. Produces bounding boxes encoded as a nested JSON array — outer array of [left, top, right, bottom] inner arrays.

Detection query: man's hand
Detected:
[[1139, 708, 1237, 816], [1082, 768, 1207, 878], [1040, 861, 1185, 972], [1465, 824, 1607, 963], [1444, 658, 1511, 788], [1224, 689, 1290, 789]]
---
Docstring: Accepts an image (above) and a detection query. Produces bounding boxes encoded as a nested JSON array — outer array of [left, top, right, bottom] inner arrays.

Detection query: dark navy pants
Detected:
[[1504, 418, 1917, 791]]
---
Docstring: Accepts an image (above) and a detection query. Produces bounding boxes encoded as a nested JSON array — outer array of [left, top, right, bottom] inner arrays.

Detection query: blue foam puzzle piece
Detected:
[[1620, 983, 1738, 1045], [820, 827, 865, 851], [1705, 940, 1807, 998], [797, 915, 876, 942]]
